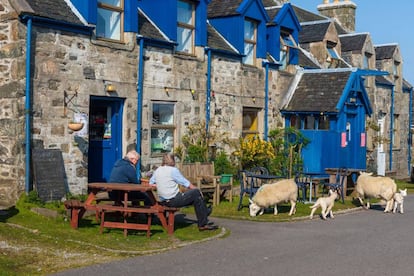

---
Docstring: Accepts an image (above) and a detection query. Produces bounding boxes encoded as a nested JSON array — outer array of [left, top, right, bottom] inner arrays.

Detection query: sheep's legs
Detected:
[[288, 201, 296, 216]]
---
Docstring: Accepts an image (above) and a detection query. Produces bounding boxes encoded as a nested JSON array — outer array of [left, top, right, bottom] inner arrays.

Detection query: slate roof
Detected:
[[298, 49, 321, 69], [299, 21, 331, 44], [375, 75, 393, 86], [24, 0, 82, 25], [375, 44, 397, 60], [263, 4, 326, 24], [138, 10, 168, 42], [284, 70, 352, 112], [403, 79, 413, 91], [339, 33, 368, 52], [208, 0, 242, 18]]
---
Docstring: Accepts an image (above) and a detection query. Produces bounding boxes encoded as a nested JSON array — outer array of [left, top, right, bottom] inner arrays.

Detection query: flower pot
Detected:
[[220, 174, 233, 184], [68, 122, 84, 131]]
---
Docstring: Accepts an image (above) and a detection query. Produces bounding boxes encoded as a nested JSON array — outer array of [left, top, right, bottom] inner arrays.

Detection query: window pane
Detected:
[[243, 43, 254, 65], [177, 26, 192, 53], [244, 20, 255, 40], [151, 129, 174, 153], [304, 116, 315, 130], [318, 115, 330, 130], [177, 1, 192, 24], [99, 0, 121, 7], [97, 8, 121, 40], [153, 103, 174, 125]]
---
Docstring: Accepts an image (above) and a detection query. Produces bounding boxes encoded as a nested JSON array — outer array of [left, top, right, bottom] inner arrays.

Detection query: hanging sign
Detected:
[[341, 132, 347, 147]]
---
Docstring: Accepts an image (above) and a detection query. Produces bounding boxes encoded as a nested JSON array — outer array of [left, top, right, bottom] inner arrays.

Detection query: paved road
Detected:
[[54, 195, 414, 276]]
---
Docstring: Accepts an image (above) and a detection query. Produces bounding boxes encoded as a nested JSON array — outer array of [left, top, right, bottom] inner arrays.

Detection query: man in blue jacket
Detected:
[[108, 150, 150, 205]]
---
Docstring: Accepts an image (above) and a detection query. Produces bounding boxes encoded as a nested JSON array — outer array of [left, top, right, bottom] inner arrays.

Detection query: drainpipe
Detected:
[[389, 85, 395, 171], [264, 62, 269, 141], [205, 48, 212, 133], [136, 37, 145, 180], [408, 87, 413, 175], [24, 17, 33, 194]]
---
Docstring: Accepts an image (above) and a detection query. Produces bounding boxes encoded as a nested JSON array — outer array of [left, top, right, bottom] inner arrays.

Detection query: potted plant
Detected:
[[68, 121, 84, 131]]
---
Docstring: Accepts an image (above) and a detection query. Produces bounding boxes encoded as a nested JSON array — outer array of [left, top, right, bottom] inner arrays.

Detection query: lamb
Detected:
[[355, 172, 397, 213], [309, 189, 338, 220], [248, 178, 298, 217], [393, 188, 407, 214]]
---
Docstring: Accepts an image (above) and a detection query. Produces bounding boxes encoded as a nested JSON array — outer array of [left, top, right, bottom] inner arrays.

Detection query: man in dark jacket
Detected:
[[108, 150, 151, 205]]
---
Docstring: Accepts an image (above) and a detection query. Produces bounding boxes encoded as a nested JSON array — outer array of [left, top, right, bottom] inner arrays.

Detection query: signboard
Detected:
[[32, 149, 67, 202]]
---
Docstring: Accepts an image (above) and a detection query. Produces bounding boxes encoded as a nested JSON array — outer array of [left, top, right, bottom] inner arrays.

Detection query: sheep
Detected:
[[355, 172, 397, 213], [248, 178, 298, 217]]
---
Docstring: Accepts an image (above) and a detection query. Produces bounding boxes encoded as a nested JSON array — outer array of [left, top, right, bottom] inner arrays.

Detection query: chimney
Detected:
[[317, 0, 356, 33]]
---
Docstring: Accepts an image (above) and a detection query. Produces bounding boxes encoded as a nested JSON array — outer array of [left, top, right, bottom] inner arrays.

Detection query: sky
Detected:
[[288, 0, 414, 85]]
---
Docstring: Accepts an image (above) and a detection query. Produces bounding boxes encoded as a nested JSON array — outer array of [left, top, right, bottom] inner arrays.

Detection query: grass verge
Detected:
[[0, 179, 412, 275]]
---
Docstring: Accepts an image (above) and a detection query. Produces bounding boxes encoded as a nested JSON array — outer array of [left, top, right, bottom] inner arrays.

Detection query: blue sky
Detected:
[[288, 0, 414, 85]]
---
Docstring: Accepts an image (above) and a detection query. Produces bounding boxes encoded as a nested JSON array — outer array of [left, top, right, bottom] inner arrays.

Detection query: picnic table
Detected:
[[64, 182, 179, 237]]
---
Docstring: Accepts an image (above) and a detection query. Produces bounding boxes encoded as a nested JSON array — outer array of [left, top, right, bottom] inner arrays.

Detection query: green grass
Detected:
[[1, 180, 412, 275]]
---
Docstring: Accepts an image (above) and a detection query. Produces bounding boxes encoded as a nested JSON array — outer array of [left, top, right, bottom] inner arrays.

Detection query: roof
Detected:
[[375, 44, 397, 60], [298, 49, 321, 69], [299, 21, 331, 44], [208, 0, 243, 18], [339, 33, 368, 52], [23, 0, 82, 25], [138, 10, 168, 42], [284, 70, 352, 112]]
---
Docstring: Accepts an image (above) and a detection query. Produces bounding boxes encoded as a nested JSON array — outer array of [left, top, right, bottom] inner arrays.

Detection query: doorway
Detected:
[[88, 96, 124, 182]]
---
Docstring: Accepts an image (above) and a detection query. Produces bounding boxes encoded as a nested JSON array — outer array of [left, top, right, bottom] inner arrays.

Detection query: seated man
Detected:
[[108, 150, 151, 206], [149, 153, 218, 231]]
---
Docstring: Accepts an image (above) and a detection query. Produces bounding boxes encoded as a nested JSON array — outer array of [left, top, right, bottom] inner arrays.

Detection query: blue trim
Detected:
[[206, 48, 212, 133], [21, 15, 93, 36], [25, 18, 32, 194], [389, 85, 394, 171], [136, 38, 145, 180], [264, 62, 269, 141]]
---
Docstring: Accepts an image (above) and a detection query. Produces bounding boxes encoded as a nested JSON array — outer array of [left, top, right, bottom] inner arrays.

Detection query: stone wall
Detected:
[[0, 1, 26, 207]]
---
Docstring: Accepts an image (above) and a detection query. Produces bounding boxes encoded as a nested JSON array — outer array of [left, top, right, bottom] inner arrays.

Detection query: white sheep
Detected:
[[248, 178, 298, 217], [355, 172, 397, 213]]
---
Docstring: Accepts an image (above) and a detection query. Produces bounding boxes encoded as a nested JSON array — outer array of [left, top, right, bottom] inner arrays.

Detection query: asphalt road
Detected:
[[54, 195, 414, 276]]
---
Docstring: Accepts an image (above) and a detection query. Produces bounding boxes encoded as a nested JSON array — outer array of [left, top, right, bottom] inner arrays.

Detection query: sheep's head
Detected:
[[249, 199, 261, 217]]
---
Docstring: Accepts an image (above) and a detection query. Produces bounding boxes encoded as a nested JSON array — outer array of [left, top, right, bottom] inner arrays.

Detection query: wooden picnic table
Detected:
[[65, 182, 179, 237]]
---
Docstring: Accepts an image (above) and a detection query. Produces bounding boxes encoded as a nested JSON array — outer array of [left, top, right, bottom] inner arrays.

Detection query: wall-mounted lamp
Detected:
[[104, 81, 116, 93], [164, 86, 169, 96], [190, 89, 195, 100], [252, 96, 256, 103]]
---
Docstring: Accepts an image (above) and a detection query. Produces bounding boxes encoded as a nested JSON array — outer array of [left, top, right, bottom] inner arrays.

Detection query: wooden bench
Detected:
[[64, 199, 86, 229], [177, 162, 233, 205], [95, 203, 179, 237]]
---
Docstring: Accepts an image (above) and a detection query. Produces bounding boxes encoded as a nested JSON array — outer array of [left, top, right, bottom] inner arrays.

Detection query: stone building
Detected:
[[0, 0, 411, 207]]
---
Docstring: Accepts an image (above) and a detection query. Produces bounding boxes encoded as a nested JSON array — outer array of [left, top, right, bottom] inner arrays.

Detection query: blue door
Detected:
[[88, 96, 124, 182]]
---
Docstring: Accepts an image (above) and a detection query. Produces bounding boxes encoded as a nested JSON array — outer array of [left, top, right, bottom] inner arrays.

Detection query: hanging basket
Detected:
[[68, 122, 84, 131]]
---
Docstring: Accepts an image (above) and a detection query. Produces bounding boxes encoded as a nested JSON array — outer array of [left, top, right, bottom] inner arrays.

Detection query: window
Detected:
[[151, 103, 175, 154], [97, 0, 123, 41], [243, 19, 257, 65], [279, 29, 297, 70], [363, 52, 371, 69], [242, 107, 259, 138], [393, 61, 400, 78], [304, 115, 315, 130], [290, 115, 301, 129], [177, 1, 195, 54], [326, 41, 339, 68], [318, 115, 330, 130]]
